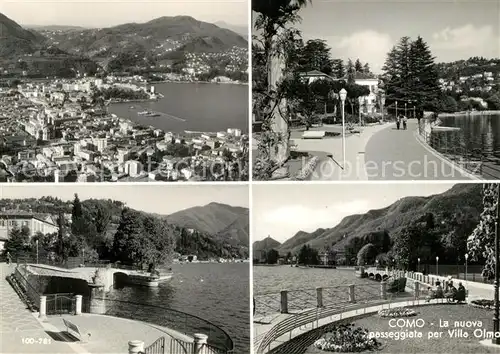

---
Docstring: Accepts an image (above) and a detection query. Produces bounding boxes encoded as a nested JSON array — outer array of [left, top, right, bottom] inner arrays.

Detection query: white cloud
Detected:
[[325, 30, 394, 74], [431, 24, 498, 51]]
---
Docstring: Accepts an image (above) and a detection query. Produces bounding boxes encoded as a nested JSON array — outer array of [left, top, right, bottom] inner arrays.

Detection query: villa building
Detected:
[[299, 70, 338, 84], [0, 210, 59, 251], [353, 73, 379, 114]]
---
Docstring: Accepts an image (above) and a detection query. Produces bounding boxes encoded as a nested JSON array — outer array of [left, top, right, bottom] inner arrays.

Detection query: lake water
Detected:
[[438, 114, 500, 178], [106, 263, 249, 353], [108, 82, 249, 134], [253, 266, 373, 294]]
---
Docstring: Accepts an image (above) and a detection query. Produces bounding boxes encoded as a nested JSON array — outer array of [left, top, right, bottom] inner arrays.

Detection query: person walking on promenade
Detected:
[[6, 252, 11, 265], [403, 115, 408, 130], [396, 115, 401, 130]]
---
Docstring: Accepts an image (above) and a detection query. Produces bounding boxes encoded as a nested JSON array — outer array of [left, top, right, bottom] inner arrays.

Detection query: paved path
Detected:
[[0, 263, 78, 353], [289, 122, 393, 180], [0, 263, 193, 354], [364, 119, 475, 180]]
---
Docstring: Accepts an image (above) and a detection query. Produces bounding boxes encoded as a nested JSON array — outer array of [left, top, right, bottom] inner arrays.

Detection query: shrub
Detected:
[[470, 299, 493, 309], [379, 307, 417, 318], [387, 277, 407, 293], [313, 323, 381, 352], [294, 156, 319, 181]]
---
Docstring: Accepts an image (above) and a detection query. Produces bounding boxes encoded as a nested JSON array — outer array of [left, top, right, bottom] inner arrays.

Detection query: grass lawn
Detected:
[[305, 305, 498, 354]]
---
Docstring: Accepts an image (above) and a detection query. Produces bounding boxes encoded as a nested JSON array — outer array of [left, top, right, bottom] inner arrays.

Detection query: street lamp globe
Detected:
[[436, 256, 439, 261], [339, 88, 347, 102], [146, 147, 154, 157], [465, 254, 468, 261]]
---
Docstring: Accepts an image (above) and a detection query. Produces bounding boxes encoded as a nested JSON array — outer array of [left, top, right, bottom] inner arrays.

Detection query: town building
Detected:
[[0, 211, 59, 251]]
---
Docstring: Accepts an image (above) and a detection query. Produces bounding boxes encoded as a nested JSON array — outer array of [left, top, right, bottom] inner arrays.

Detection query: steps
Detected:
[[7, 274, 37, 312]]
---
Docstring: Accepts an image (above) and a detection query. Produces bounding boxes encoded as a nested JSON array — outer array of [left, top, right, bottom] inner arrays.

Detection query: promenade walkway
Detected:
[[0, 263, 77, 353], [364, 119, 475, 180], [291, 122, 393, 180], [0, 263, 193, 354]]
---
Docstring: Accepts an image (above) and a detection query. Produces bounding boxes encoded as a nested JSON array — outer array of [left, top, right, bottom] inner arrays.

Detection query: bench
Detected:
[[302, 131, 325, 139], [62, 318, 91, 342]]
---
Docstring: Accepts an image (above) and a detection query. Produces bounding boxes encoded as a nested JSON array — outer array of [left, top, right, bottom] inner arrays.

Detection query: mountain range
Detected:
[[0, 13, 47, 57], [0, 13, 247, 60], [0, 197, 249, 258], [253, 236, 281, 254], [254, 184, 483, 256], [40, 15, 246, 58], [166, 202, 249, 247]]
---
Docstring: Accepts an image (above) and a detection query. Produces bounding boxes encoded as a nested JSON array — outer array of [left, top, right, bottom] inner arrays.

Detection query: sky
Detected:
[[252, 183, 458, 243], [260, 0, 500, 73], [1, 0, 248, 27], [0, 184, 249, 215]]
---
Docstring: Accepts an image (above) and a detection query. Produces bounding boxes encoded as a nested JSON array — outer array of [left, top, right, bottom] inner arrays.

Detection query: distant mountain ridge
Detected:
[[253, 236, 281, 254], [166, 202, 249, 246], [0, 12, 47, 57], [45, 15, 247, 57], [277, 184, 483, 255]]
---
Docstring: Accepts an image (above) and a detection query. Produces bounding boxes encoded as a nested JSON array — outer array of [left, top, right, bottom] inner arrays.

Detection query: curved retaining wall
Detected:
[[260, 298, 451, 354]]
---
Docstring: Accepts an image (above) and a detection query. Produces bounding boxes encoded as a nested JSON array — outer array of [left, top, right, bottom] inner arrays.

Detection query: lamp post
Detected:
[[36, 239, 39, 264], [417, 258, 420, 273], [405, 102, 407, 117], [381, 95, 386, 122], [413, 106, 416, 119], [465, 253, 469, 289], [358, 96, 363, 126], [395, 101, 398, 118], [339, 88, 347, 170], [436, 256, 439, 276]]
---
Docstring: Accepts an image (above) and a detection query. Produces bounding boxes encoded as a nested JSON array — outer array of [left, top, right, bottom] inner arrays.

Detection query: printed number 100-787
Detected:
[[22, 338, 52, 345]]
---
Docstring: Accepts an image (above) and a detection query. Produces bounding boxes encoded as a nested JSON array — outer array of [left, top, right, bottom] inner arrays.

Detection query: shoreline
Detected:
[[147, 80, 248, 86], [438, 110, 500, 117]]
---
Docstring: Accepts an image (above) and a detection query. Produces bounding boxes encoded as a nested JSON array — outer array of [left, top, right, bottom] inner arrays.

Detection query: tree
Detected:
[[112, 208, 147, 265], [408, 36, 441, 114], [357, 243, 377, 266], [486, 93, 500, 110], [112, 208, 176, 270], [363, 63, 371, 74], [298, 244, 319, 265], [468, 184, 497, 279], [332, 59, 345, 79], [298, 39, 334, 75], [266, 249, 280, 264], [392, 225, 417, 270], [354, 59, 363, 73], [71, 193, 85, 236], [382, 36, 441, 118], [282, 76, 335, 129], [3, 226, 30, 258], [252, 0, 312, 180], [346, 59, 355, 83]]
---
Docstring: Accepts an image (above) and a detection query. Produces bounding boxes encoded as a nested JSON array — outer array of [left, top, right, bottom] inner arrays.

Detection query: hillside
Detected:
[[214, 21, 248, 38], [277, 184, 483, 255], [0, 198, 249, 259], [166, 202, 249, 246], [0, 13, 47, 57], [253, 236, 281, 253], [45, 15, 247, 58], [436, 57, 500, 79]]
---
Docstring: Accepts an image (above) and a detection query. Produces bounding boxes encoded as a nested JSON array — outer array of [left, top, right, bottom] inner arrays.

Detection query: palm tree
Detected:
[[253, 0, 311, 179]]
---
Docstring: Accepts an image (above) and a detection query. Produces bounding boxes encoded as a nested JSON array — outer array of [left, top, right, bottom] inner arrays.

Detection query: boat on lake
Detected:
[[125, 272, 173, 287]]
